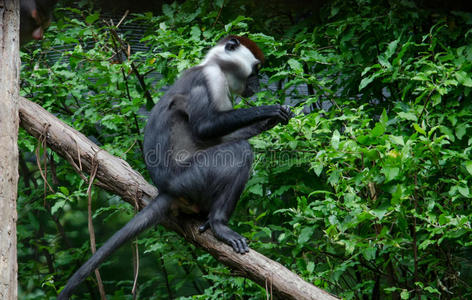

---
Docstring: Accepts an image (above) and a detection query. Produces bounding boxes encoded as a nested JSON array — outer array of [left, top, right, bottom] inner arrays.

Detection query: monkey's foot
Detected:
[[214, 221, 249, 254], [198, 220, 249, 253]]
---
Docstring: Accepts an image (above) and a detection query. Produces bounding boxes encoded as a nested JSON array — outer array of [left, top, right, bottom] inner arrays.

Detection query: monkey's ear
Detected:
[[225, 38, 240, 51]]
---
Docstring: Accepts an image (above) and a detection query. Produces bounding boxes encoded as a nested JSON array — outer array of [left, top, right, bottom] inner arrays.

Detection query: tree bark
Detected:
[[0, 1, 20, 299], [18, 96, 338, 300]]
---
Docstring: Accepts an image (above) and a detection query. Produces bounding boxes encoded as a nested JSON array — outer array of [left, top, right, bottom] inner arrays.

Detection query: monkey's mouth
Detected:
[[241, 89, 255, 97], [241, 75, 260, 97]]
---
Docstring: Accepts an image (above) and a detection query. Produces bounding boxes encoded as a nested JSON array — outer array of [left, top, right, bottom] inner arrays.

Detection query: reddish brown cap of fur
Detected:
[[220, 35, 265, 64]]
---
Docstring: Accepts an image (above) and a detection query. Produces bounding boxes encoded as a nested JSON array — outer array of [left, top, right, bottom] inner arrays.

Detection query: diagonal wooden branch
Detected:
[[18, 96, 338, 300]]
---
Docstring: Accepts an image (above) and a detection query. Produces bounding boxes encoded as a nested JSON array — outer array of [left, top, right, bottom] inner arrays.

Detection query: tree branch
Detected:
[[18, 96, 338, 300]]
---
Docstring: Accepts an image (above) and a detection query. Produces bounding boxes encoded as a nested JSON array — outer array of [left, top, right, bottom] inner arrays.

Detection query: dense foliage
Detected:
[[18, 0, 472, 299]]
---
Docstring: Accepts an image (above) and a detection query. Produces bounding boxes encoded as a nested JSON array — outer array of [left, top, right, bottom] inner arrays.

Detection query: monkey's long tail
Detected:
[[57, 193, 173, 300]]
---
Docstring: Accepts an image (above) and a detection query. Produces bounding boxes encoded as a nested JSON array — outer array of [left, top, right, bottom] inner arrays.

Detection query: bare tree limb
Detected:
[[18, 96, 339, 300], [0, 1, 20, 299]]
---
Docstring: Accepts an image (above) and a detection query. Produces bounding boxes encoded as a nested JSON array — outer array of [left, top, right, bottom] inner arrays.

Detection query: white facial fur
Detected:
[[200, 43, 260, 97], [201, 65, 232, 110]]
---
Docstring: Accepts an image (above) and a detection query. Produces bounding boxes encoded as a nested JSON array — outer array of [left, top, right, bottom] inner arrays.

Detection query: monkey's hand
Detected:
[[262, 104, 294, 130]]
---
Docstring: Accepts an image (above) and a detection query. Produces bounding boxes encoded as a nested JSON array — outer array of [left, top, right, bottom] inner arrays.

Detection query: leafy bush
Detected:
[[18, 0, 472, 299]]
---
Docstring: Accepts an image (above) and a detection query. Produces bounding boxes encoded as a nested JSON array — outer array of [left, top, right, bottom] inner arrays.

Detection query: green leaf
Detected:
[[465, 161, 472, 175], [190, 25, 201, 40], [362, 246, 376, 260], [431, 93, 442, 106], [390, 135, 405, 146], [331, 130, 340, 149], [400, 290, 410, 299], [380, 109, 388, 125], [438, 214, 449, 225], [412, 74, 429, 81], [247, 184, 263, 196], [328, 169, 341, 186], [419, 239, 435, 250], [378, 55, 391, 68], [413, 123, 426, 135], [366, 149, 380, 160], [307, 261, 315, 273], [382, 167, 399, 182], [371, 122, 386, 137], [215, 0, 224, 8], [424, 287, 441, 295], [59, 186, 69, 196], [371, 207, 388, 220], [85, 13, 100, 24], [391, 184, 405, 205], [357, 135, 370, 145], [312, 162, 323, 176], [162, 4, 173, 18], [298, 227, 314, 244], [51, 200, 66, 215], [361, 64, 380, 76], [287, 59, 304, 75], [458, 185, 470, 198], [385, 40, 399, 59], [359, 76, 375, 91], [397, 112, 417, 121], [455, 123, 468, 140], [455, 71, 472, 87]]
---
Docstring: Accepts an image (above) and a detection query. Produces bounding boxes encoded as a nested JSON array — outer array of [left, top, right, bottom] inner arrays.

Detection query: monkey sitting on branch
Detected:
[[58, 35, 293, 299]]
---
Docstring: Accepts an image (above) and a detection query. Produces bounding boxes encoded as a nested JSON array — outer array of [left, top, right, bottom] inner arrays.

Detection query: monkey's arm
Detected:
[[192, 105, 292, 140], [221, 118, 280, 142]]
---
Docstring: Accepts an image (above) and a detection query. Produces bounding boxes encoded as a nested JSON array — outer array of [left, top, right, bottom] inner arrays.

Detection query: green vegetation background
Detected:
[[18, 0, 472, 299]]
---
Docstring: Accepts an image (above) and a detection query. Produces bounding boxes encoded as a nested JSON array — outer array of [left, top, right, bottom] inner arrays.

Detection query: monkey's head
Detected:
[[203, 35, 265, 97], [20, 0, 58, 44]]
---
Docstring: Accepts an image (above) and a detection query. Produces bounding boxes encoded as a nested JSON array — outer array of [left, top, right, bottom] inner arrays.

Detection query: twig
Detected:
[[107, 27, 155, 109], [132, 188, 140, 298], [131, 239, 140, 299], [116, 10, 129, 28], [76, 139, 83, 171], [64, 152, 88, 182], [212, 2, 224, 27], [87, 150, 107, 300], [122, 139, 137, 158], [418, 88, 436, 121], [35, 124, 55, 195]]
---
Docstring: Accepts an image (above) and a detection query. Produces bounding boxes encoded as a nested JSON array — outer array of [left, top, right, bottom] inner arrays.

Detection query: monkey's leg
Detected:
[[165, 141, 253, 253], [201, 141, 253, 253], [208, 166, 251, 253]]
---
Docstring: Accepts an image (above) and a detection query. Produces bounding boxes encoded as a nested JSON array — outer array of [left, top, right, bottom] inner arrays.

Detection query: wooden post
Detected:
[[0, 0, 20, 299]]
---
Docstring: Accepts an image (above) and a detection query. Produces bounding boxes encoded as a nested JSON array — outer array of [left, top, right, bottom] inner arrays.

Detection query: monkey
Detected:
[[20, 0, 58, 44], [58, 35, 293, 299]]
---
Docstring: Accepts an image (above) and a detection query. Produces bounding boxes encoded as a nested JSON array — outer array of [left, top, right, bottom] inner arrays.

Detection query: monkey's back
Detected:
[[143, 67, 210, 189]]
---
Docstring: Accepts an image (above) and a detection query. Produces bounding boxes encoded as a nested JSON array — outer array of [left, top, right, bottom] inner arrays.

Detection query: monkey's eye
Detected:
[[225, 38, 240, 51]]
